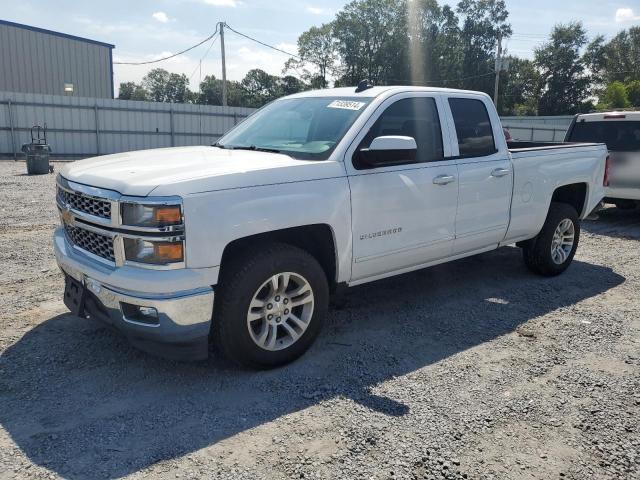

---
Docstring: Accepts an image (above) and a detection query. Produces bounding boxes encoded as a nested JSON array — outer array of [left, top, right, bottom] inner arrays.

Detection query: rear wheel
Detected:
[[213, 243, 329, 368], [522, 202, 580, 276]]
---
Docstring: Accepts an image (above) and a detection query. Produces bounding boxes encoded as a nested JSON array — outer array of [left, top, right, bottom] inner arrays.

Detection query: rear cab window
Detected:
[[448, 98, 497, 158], [567, 119, 640, 152]]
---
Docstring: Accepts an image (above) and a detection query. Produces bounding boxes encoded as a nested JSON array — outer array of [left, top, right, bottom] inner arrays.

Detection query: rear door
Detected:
[[446, 96, 513, 255]]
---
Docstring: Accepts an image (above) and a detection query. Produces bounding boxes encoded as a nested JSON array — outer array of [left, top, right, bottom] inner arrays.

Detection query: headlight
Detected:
[[121, 203, 182, 228], [123, 238, 184, 265]]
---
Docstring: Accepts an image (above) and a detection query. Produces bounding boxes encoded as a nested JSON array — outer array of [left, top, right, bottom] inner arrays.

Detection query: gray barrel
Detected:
[[22, 143, 52, 175]]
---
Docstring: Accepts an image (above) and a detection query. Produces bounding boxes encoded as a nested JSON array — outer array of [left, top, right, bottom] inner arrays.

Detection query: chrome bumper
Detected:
[[54, 227, 215, 360]]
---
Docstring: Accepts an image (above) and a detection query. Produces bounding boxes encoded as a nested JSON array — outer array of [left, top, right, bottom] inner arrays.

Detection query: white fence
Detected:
[[1, 91, 578, 160], [0, 91, 255, 159]]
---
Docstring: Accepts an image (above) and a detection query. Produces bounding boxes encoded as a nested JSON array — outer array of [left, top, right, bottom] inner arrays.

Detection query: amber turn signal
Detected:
[[154, 206, 182, 224], [154, 242, 184, 262]]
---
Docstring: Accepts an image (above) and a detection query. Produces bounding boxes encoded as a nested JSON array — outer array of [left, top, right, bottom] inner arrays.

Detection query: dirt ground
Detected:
[[0, 161, 638, 480]]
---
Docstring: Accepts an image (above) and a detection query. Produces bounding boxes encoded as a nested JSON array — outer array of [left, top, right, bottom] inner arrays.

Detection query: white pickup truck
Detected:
[[54, 85, 608, 367]]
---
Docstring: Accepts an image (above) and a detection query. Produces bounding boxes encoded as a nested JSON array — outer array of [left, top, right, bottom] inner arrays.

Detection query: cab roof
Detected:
[[287, 85, 489, 99], [576, 111, 640, 121]]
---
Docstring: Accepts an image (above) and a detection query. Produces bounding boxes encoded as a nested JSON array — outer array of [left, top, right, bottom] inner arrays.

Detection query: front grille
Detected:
[[64, 224, 115, 262], [58, 187, 111, 220]]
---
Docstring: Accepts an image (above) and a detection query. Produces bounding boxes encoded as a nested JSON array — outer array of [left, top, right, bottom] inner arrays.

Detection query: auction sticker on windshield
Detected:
[[327, 100, 366, 110]]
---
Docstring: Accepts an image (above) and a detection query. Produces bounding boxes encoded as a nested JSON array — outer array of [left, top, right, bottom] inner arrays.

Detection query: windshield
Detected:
[[216, 97, 373, 160], [568, 120, 640, 152]]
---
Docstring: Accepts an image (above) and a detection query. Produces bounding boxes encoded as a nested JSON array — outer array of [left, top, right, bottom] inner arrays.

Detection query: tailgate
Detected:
[[608, 151, 640, 189]]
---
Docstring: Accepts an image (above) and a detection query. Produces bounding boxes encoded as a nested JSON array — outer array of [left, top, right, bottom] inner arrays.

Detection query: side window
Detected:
[[448, 98, 497, 158], [358, 97, 444, 163]]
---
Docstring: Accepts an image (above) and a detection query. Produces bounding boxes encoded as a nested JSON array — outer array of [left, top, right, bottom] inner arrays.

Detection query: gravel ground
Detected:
[[0, 160, 638, 480]]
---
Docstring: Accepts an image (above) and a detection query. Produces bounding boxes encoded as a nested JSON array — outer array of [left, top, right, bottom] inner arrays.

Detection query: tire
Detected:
[[522, 202, 580, 277], [213, 243, 329, 368]]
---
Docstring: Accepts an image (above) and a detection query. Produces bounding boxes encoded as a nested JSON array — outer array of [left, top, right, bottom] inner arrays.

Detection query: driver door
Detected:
[[345, 94, 459, 282]]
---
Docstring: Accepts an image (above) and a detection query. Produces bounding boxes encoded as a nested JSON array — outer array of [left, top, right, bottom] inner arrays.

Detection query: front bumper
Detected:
[[54, 227, 215, 360]]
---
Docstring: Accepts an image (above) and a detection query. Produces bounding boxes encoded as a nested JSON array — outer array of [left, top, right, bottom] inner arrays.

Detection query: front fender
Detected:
[[182, 177, 352, 284]]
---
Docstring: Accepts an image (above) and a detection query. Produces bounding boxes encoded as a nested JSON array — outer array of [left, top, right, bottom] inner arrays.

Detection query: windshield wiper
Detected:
[[212, 142, 228, 149], [228, 145, 281, 154]]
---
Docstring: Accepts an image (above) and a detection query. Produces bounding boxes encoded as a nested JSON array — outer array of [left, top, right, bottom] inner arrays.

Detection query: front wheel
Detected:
[[213, 243, 329, 368], [522, 202, 580, 276]]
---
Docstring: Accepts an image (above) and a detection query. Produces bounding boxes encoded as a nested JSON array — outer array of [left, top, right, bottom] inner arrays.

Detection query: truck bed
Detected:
[[507, 141, 603, 152]]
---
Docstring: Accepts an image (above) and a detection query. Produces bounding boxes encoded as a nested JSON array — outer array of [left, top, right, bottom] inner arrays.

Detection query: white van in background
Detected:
[[566, 111, 640, 210]]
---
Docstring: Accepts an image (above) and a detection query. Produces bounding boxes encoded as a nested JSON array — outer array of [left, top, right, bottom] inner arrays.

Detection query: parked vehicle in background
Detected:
[[54, 85, 609, 367], [566, 111, 640, 210]]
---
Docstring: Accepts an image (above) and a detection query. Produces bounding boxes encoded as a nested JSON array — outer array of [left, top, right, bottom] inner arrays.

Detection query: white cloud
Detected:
[[202, 0, 239, 6], [276, 42, 297, 54], [615, 8, 640, 23], [307, 6, 325, 15], [151, 11, 170, 23]]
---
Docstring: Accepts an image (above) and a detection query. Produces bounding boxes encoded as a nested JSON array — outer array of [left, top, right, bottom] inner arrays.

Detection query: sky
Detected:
[[2, 0, 639, 95]]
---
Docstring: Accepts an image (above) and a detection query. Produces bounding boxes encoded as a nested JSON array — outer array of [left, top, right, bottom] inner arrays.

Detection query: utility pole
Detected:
[[493, 32, 502, 107], [220, 21, 228, 107]]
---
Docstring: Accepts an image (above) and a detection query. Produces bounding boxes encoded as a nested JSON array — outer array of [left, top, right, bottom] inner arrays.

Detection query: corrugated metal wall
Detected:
[[501, 115, 574, 142], [0, 90, 577, 159], [0, 20, 113, 99], [0, 91, 256, 159]]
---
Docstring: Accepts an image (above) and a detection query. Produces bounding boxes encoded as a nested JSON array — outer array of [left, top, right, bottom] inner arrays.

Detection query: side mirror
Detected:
[[354, 136, 417, 169]]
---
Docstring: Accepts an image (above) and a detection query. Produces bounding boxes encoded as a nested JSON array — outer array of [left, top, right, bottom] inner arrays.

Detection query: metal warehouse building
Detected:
[[0, 19, 114, 98]]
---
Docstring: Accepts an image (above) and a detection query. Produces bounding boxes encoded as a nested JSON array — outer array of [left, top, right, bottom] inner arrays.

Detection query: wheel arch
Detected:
[[551, 182, 588, 217], [219, 224, 340, 291]]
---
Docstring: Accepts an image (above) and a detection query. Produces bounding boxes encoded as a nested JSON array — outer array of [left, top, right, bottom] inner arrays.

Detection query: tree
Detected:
[[198, 75, 246, 107], [284, 24, 337, 88], [627, 80, 640, 107], [587, 28, 640, 85], [142, 68, 191, 103], [456, 0, 512, 94], [535, 22, 591, 115], [499, 57, 539, 115], [332, 0, 409, 85], [240, 69, 283, 108], [598, 81, 630, 109], [405, 0, 463, 86], [279, 75, 309, 96], [118, 81, 149, 101]]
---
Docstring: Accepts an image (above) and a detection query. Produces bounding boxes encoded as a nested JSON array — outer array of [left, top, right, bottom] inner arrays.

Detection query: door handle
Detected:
[[491, 168, 510, 177], [433, 174, 456, 185]]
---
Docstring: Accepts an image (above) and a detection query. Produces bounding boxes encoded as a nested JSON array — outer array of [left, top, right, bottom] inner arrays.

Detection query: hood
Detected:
[[61, 146, 345, 197]]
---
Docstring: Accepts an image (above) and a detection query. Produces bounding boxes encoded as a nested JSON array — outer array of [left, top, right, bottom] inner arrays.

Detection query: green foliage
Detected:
[[142, 69, 191, 103], [499, 57, 539, 115], [241, 69, 286, 108], [626, 80, 640, 107], [584, 27, 640, 86], [331, 0, 409, 85], [456, 0, 511, 94], [198, 75, 246, 107], [118, 81, 149, 101], [598, 82, 630, 109], [284, 24, 337, 88], [535, 22, 590, 115]]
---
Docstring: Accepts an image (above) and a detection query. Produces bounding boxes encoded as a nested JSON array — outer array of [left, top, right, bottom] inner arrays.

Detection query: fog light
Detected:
[[121, 303, 159, 325]]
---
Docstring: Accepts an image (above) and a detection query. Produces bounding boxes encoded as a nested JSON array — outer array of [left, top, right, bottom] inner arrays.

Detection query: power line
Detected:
[[188, 32, 219, 83], [223, 23, 301, 59], [114, 25, 219, 65]]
